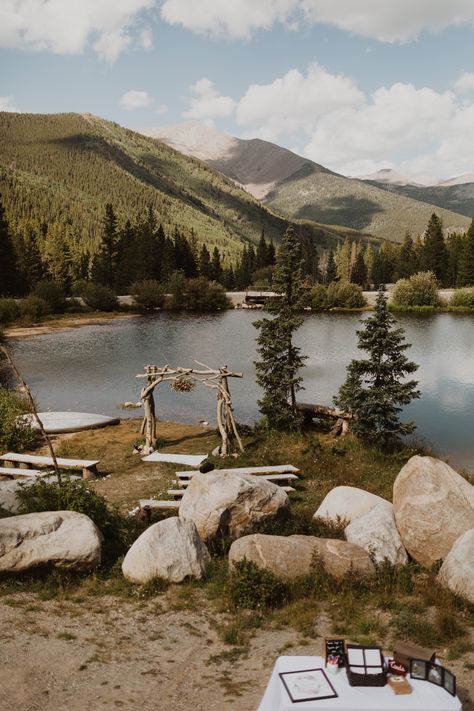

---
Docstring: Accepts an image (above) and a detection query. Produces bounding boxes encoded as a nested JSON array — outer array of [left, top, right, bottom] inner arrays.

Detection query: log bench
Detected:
[[138, 499, 180, 510], [0, 453, 100, 479]]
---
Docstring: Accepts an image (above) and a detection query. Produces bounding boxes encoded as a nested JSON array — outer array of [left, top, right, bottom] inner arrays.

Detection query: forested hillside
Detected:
[[0, 112, 372, 270]]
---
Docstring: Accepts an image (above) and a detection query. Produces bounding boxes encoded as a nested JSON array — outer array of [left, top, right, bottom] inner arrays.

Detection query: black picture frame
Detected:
[[279, 668, 339, 703], [410, 659, 457, 698], [443, 669, 456, 697], [410, 658, 428, 680]]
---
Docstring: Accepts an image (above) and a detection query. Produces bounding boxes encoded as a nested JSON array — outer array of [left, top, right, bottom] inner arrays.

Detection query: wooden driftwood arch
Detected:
[[135, 362, 244, 456]]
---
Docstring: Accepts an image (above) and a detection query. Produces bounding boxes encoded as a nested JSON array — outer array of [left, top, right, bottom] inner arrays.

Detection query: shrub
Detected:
[[20, 295, 50, 321], [78, 283, 118, 311], [449, 288, 474, 309], [164, 270, 187, 309], [130, 280, 164, 310], [184, 277, 229, 311], [0, 299, 20, 324], [33, 281, 66, 313], [15, 478, 135, 566], [392, 272, 440, 308], [227, 559, 288, 610], [0, 386, 36, 451], [311, 284, 328, 309], [326, 282, 366, 308]]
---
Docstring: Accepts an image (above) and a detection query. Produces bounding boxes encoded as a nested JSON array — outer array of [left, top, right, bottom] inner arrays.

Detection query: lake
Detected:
[[7, 310, 474, 472]]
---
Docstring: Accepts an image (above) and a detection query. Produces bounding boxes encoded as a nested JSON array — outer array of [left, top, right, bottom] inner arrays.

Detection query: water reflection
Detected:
[[9, 311, 474, 472]]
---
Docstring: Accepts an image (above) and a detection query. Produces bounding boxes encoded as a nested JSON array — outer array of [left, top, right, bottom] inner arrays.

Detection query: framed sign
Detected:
[[410, 659, 456, 697], [323, 637, 346, 667], [279, 668, 338, 703]]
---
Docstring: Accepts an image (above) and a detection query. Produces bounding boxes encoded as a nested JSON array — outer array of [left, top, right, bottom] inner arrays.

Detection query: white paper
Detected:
[[347, 649, 364, 665], [365, 649, 382, 665]]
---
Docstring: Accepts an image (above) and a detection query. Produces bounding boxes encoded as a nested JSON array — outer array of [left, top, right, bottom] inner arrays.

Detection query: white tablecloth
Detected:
[[257, 656, 462, 711]]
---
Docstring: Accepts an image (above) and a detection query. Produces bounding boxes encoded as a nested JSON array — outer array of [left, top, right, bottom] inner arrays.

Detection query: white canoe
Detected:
[[20, 412, 120, 434]]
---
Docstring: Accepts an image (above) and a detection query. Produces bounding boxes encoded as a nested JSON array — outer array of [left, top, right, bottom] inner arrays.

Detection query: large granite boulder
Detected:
[[437, 529, 474, 604], [393, 456, 474, 567], [345, 503, 408, 565], [314, 486, 391, 525], [122, 517, 210, 584], [0, 479, 26, 514], [179, 472, 289, 541], [0, 511, 102, 574], [229, 533, 375, 580]]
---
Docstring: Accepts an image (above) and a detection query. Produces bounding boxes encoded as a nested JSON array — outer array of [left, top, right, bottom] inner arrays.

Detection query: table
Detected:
[[257, 656, 462, 711]]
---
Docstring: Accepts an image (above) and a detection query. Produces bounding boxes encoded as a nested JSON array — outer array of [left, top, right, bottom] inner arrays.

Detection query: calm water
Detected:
[[8, 311, 474, 472]]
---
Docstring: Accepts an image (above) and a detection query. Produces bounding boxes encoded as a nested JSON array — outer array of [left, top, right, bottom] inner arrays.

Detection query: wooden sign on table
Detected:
[[323, 637, 346, 667]]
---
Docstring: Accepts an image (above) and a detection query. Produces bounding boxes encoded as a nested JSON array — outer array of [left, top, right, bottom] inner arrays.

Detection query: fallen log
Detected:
[[296, 402, 354, 437]]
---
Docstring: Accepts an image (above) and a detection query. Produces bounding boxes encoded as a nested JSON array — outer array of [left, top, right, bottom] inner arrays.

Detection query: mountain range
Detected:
[[0, 112, 378, 264], [146, 122, 472, 242]]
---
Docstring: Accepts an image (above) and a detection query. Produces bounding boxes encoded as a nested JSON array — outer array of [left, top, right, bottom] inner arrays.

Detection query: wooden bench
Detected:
[[177, 471, 299, 484], [0, 466, 45, 480], [175, 464, 299, 479], [167, 485, 296, 498], [138, 499, 180, 510], [0, 453, 100, 479]]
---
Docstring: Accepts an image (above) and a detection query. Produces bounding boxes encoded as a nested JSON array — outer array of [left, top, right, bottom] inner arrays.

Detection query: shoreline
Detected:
[[4, 312, 138, 338]]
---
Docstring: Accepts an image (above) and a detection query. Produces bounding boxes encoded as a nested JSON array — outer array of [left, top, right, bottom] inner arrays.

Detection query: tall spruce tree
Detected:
[[335, 289, 420, 445], [421, 213, 448, 284], [93, 203, 119, 288], [254, 226, 307, 430], [458, 219, 474, 287], [325, 250, 337, 284], [0, 195, 21, 295]]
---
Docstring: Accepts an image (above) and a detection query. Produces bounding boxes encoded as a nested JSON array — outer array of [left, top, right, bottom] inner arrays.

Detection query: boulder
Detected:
[[0, 511, 102, 574], [229, 533, 375, 580], [345, 503, 408, 565], [314, 486, 391, 525], [0, 475, 80, 514], [437, 529, 474, 604], [393, 456, 474, 567], [179, 472, 289, 541], [122, 517, 210, 584]]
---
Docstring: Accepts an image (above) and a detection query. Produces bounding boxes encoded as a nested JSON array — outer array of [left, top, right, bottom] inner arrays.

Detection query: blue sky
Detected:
[[1, 1, 473, 183]]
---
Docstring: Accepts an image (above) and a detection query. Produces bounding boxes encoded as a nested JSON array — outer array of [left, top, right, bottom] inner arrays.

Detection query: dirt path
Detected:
[[1, 593, 472, 711]]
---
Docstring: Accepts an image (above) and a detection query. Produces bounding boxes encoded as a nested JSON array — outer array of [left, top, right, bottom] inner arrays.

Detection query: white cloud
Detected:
[[160, 0, 474, 41], [0, 0, 155, 61], [120, 89, 152, 110], [156, 104, 168, 115], [183, 78, 236, 119], [235, 63, 364, 140], [139, 27, 153, 49], [0, 95, 19, 112], [454, 71, 474, 93], [161, 0, 296, 39]]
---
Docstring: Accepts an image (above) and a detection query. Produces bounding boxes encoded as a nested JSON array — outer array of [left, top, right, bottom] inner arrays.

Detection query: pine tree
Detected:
[[458, 219, 474, 287], [210, 246, 222, 283], [325, 251, 337, 284], [335, 289, 420, 445], [199, 244, 212, 278], [335, 240, 351, 282], [350, 251, 367, 287], [0, 194, 21, 295], [93, 203, 119, 288], [256, 229, 268, 269], [421, 213, 448, 284], [254, 226, 307, 430]]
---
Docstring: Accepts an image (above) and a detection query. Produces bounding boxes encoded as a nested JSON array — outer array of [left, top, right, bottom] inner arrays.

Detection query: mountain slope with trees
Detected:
[[150, 122, 471, 242], [0, 112, 374, 274]]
